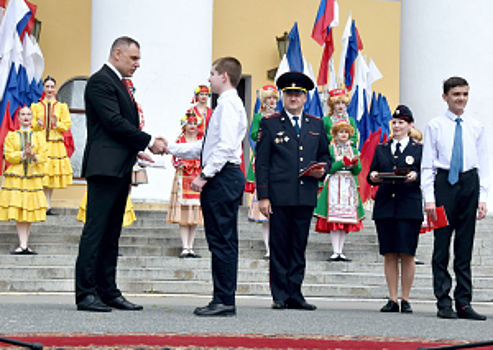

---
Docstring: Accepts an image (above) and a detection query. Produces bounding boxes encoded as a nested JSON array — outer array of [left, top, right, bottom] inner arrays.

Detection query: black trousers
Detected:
[[200, 167, 245, 306], [269, 205, 314, 305], [75, 173, 130, 303], [432, 169, 479, 309]]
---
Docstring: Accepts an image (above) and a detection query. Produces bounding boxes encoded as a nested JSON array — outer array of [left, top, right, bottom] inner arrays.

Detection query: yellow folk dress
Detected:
[[31, 99, 73, 188], [0, 130, 48, 222], [77, 193, 136, 227]]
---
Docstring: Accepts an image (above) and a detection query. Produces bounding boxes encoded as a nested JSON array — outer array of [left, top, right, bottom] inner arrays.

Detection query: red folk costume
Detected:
[[188, 85, 212, 137], [166, 113, 204, 225]]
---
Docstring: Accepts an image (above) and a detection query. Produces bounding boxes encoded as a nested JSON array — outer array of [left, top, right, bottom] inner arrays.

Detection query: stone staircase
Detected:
[[0, 207, 492, 302]]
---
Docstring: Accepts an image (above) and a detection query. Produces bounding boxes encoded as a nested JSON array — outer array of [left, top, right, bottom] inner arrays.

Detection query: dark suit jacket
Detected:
[[255, 110, 331, 207], [367, 140, 423, 220], [82, 64, 151, 178]]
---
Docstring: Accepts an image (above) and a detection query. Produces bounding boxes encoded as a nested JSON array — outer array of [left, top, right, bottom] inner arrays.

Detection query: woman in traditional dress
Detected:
[[0, 106, 47, 255], [245, 85, 279, 259], [166, 111, 204, 258], [314, 120, 364, 262], [30, 76, 73, 215], [188, 85, 212, 137], [322, 88, 358, 145], [367, 105, 423, 313]]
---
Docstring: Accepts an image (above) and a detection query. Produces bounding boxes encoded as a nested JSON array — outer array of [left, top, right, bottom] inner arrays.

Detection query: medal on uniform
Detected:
[[275, 138, 280, 144], [284, 136, 289, 142], [406, 156, 414, 165]]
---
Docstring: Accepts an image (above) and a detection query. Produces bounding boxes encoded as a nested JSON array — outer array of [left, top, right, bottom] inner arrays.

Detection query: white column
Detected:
[[400, 0, 493, 207], [90, 0, 213, 203]]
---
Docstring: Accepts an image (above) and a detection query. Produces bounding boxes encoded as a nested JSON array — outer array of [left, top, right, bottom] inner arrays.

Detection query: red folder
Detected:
[[299, 162, 327, 177], [425, 206, 449, 230]]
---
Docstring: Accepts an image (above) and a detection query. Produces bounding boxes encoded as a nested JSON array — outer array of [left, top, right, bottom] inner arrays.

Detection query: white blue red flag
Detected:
[[312, 0, 339, 86]]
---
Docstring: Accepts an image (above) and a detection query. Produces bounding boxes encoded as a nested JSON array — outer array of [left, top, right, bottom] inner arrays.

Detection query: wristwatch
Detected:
[[199, 172, 210, 181]]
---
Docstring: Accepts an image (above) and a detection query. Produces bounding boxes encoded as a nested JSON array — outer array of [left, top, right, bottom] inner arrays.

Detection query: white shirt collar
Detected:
[[393, 136, 410, 149], [105, 62, 123, 80], [284, 109, 303, 121], [446, 109, 465, 121], [218, 88, 237, 102]]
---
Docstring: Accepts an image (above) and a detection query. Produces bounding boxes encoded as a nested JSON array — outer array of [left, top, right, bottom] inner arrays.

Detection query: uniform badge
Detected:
[[405, 156, 414, 165], [277, 131, 285, 136], [284, 136, 289, 142], [258, 129, 262, 141], [275, 138, 280, 144]]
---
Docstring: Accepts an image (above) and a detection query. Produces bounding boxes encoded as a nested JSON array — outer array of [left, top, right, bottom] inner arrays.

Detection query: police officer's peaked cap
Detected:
[[276, 71, 314, 94]]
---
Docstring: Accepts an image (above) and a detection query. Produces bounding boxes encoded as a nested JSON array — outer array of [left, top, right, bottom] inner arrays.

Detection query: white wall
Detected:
[[400, 0, 493, 208], [90, 0, 213, 202]]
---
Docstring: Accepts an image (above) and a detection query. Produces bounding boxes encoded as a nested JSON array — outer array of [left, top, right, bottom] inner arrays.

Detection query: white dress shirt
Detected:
[[391, 136, 409, 155], [421, 110, 490, 203], [285, 109, 303, 129], [168, 88, 247, 178]]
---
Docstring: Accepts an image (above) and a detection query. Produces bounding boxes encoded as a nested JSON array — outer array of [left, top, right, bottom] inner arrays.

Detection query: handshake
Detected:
[[149, 136, 170, 155]]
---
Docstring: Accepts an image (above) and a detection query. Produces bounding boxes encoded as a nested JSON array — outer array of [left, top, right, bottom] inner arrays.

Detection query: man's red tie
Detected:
[[122, 78, 134, 101]]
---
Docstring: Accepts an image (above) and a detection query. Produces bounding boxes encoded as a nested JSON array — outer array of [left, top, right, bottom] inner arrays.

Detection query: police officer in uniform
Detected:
[[367, 105, 423, 314], [256, 72, 331, 310]]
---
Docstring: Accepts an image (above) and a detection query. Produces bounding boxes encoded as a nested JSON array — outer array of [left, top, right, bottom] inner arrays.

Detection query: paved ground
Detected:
[[0, 293, 492, 344]]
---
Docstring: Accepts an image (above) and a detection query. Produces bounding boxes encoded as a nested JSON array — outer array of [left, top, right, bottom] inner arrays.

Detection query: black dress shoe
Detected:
[[338, 254, 352, 262], [327, 254, 340, 262], [437, 307, 457, 319], [188, 251, 201, 258], [380, 299, 399, 312], [415, 259, 424, 265], [193, 303, 236, 316], [77, 295, 112, 312], [401, 299, 413, 313], [287, 301, 317, 311], [46, 208, 59, 216], [105, 296, 143, 310], [272, 300, 287, 309], [457, 305, 487, 321]]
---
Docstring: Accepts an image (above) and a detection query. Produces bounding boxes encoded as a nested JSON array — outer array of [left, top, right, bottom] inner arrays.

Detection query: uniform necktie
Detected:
[[293, 116, 300, 136], [395, 142, 401, 157], [448, 117, 463, 185]]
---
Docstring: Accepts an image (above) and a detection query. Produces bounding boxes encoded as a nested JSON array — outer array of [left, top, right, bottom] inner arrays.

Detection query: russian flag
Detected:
[[311, 0, 338, 46], [344, 20, 363, 90], [312, 0, 338, 86]]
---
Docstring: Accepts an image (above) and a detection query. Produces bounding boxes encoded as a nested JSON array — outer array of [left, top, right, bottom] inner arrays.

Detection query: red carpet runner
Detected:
[[1, 332, 478, 349]]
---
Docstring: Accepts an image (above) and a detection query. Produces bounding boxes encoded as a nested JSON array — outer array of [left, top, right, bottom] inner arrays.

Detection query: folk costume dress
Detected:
[[77, 193, 136, 227], [166, 133, 204, 226], [189, 105, 212, 137], [322, 113, 358, 145], [0, 129, 48, 222], [314, 142, 364, 233], [31, 99, 73, 188], [245, 110, 274, 222]]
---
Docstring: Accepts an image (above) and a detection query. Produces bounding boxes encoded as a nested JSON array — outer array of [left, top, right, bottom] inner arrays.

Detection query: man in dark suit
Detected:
[[75, 36, 165, 312], [256, 71, 331, 311]]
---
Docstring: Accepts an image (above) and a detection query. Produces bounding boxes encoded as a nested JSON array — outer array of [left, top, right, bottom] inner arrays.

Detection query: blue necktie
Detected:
[[448, 117, 463, 185], [293, 116, 300, 136]]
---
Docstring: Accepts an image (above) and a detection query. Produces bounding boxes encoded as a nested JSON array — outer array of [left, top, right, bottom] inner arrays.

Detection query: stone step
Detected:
[[2, 278, 493, 302], [1, 207, 493, 300], [2, 264, 493, 290]]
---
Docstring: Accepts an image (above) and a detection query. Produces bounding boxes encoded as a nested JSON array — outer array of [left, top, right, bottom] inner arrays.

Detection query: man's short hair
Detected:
[[212, 57, 242, 88], [443, 76, 468, 95], [110, 36, 140, 56]]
